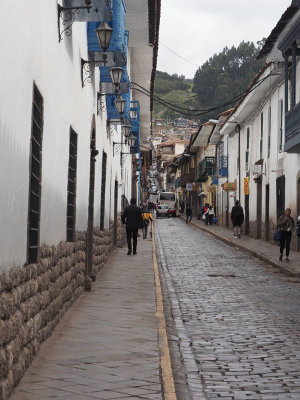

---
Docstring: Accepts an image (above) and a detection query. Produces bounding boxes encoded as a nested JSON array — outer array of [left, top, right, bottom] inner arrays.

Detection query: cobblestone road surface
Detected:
[[155, 218, 300, 400]]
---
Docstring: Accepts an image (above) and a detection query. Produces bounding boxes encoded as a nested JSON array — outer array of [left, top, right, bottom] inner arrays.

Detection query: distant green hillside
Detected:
[[153, 40, 266, 124], [153, 71, 199, 121]]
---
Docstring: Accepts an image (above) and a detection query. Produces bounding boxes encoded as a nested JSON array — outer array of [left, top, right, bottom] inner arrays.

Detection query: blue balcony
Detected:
[[211, 176, 218, 185], [130, 101, 140, 154], [285, 101, 300, 153], [218, 155, 228, 176]]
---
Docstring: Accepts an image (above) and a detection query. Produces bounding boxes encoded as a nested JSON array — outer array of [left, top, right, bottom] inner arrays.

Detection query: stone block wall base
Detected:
[[0, 221, 125, 399]]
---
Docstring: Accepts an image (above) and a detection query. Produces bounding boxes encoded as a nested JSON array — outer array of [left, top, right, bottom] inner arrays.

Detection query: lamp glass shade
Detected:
[[128, 134, 136, 148], [110, 67, 123, 86], [114, 95, 126, 115], [130, 109, 137, 119], [123, 124, 131, 138], [95, 22, 113, 52]]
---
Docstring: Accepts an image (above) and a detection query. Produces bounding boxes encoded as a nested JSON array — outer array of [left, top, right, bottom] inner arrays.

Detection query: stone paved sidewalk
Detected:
[[181, 216, 300, 278], [9, 238, 163, 400]]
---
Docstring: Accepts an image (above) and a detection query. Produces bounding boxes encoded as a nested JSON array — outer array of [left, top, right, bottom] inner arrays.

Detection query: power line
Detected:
[[131, 72, 280, 117], [159, 41, 200, 69]]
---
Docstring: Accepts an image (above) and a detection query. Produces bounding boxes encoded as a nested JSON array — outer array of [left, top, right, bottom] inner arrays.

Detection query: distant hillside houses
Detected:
[[173, 118, 199, 128], [152, 117, 199, 129]]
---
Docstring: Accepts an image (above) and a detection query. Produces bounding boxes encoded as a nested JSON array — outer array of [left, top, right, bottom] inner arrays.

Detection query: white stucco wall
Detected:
[[222, 73, 300, 231], [0, 1, 94, 268], [0, 1, 134, 271]]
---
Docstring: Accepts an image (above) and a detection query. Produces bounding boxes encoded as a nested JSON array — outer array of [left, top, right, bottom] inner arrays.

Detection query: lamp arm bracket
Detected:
[[58, 4, 91, 42]]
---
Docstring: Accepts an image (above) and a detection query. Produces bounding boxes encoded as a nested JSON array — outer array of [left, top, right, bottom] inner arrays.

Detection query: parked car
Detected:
[[156, 205, 170, 218]]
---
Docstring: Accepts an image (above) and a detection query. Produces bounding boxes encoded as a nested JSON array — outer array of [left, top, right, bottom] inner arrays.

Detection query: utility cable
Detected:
[[131, 72, 281, 117], [131, 72, 280, 114], [159, 41, 200, 69]]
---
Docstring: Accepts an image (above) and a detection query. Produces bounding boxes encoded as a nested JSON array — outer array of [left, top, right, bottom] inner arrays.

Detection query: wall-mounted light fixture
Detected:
[[127, 133, 136, 148], [81, 22, 115, 86], [114, 95, 126, 119], [110, 67, 124, 93], [122, 122, 131, 139], [95, 22, 113, 52], [58, 0, 91, 42]]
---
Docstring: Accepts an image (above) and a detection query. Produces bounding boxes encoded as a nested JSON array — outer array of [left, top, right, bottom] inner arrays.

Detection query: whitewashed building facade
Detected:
[[0, 1, 160, 397], [210, 1, 300, 250]]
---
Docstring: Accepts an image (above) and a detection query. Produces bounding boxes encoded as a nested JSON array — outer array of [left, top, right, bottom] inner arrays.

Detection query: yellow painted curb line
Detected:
[[152, 221, 177, 400]]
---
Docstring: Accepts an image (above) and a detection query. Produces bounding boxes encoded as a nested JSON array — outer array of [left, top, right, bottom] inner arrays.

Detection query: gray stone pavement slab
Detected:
[[155, 218, 300, 400], [9, 238, 163, 400], [182, 216, 300, 278]]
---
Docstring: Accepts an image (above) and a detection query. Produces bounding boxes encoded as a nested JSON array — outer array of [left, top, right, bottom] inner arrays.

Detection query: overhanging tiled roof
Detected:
[[257, 1, 299, 59]]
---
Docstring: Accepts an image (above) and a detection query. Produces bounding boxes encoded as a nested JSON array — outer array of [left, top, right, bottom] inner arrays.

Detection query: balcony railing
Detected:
[[218, 155, 228, 177], [195, 157, 215, 182], [285, 101, 300, 153]]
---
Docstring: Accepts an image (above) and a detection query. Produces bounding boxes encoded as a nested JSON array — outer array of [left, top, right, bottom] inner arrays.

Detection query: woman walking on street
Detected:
[[277, 208, 295, 262], [208, 205, 214, 226]]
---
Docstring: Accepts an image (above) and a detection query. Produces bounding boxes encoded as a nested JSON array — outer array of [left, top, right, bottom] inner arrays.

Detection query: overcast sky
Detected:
[[157, 0, 292, 79]]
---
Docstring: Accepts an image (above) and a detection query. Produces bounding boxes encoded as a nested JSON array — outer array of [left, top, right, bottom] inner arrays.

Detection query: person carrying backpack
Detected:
[[231, 200, 244, 239], [141, 204, 153, 239]]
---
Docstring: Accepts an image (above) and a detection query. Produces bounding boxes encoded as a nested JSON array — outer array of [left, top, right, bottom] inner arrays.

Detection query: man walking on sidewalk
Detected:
[[231, 200, 244, 238], [122, 197, 143, 255], [186, 204, 192, 224]]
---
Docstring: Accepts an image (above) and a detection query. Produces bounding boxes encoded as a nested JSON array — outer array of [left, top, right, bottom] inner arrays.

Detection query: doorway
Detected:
[[114, 180, 118, 245], [276, 175, 285, 221], [265, 184, 269, 241], [245, 194, 249, 235], [297, 175, 300, 251], [255, 178, 262, 239]]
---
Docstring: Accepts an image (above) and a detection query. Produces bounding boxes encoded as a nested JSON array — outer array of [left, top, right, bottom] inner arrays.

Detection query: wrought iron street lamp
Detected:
[[81, 22, 115, 86], [114, 95, 126, 117], [128, 133, 136, 148], [95, 22, 113, 52], [123, 123, 131, 139], [110, 67, 124, 93]]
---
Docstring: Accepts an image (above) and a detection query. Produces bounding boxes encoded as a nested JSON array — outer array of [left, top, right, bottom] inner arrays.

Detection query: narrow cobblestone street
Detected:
[[155, 218, 300, 400]]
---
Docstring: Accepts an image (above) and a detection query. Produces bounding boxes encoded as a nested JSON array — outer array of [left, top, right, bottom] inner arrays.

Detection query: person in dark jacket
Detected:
[[186, 204, 192, 224], [180, 201, 185, 214], [277, 208, 295, 262], [121, 197, 143, 255], [231, 200, 244, 238]]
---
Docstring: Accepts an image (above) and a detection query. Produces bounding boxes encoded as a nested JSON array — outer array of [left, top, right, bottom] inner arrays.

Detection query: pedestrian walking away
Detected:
[[203, 203, 209, 225], [121, 197, 143, 255], [231, 200, 244, 238], [141, 204, 153, 239], [180, 200, 185, 214], [186, 204, 192, 224], [277, 208, 295, 262], [208, 205, 214, 226]]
